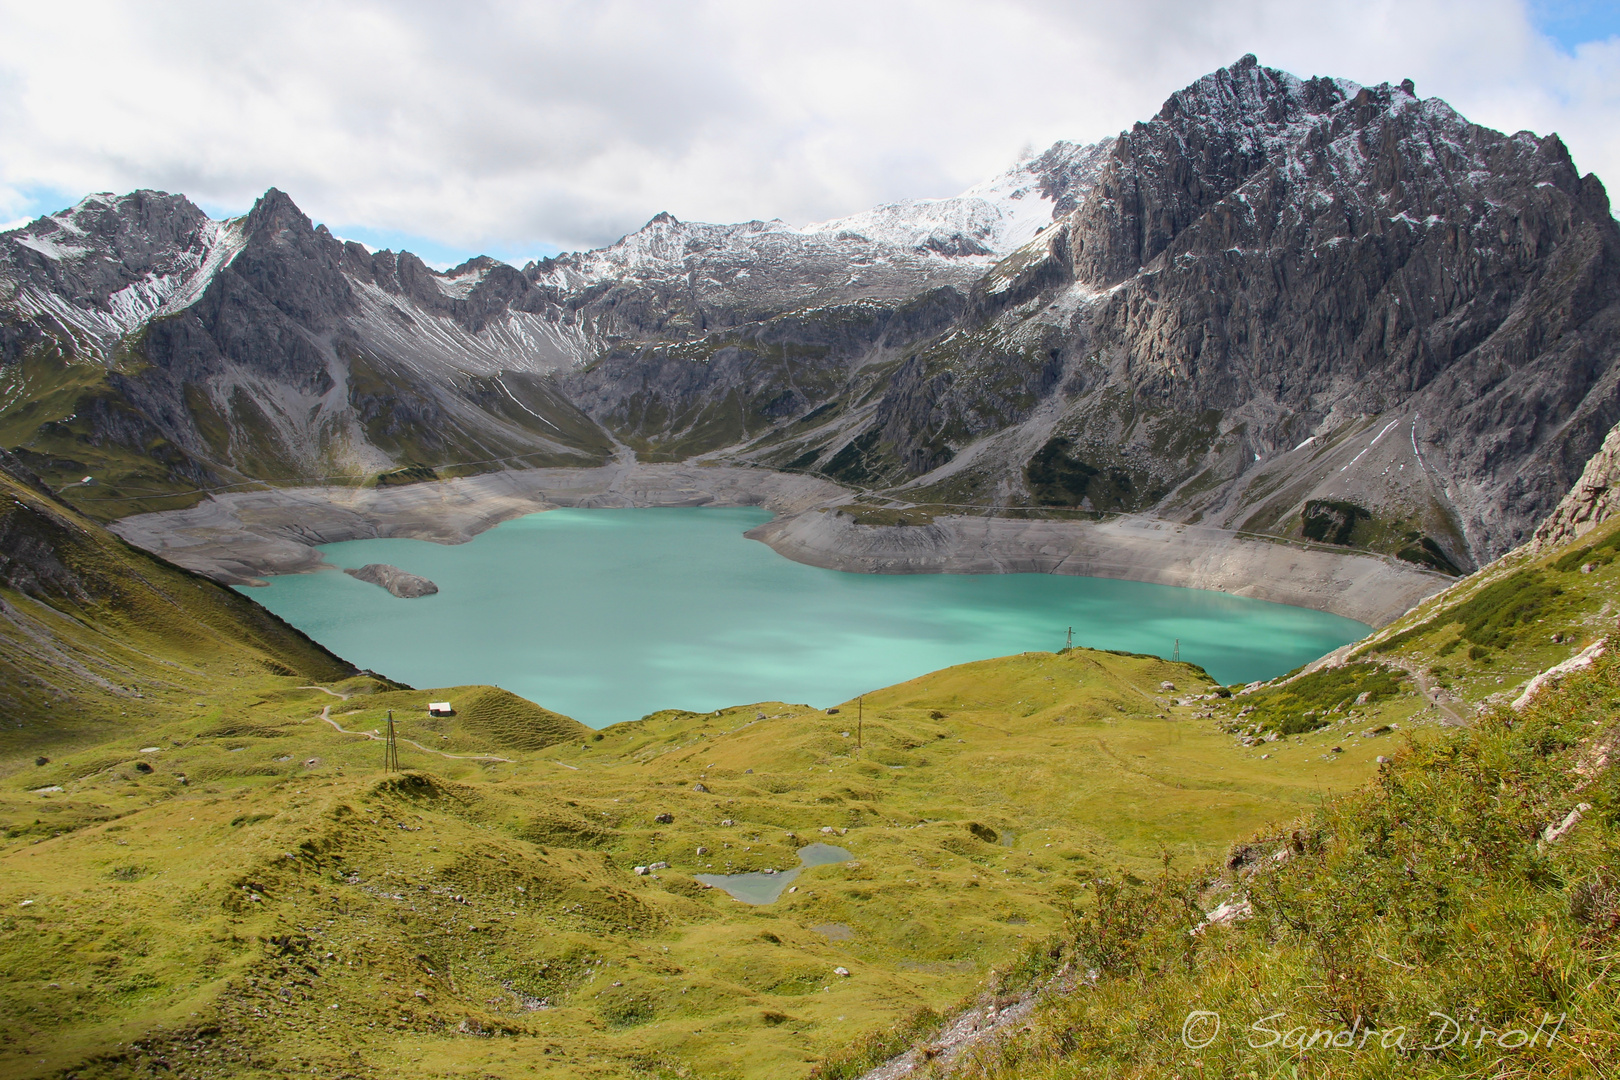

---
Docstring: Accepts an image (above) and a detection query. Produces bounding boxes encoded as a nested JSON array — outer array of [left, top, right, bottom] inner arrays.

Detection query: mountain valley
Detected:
[[2, 51, 1620, 1080], [4, 57, 1617, 582]]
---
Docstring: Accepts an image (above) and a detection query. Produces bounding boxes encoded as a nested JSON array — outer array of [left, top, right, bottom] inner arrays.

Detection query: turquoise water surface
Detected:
[[241, 507, 1367, 727]]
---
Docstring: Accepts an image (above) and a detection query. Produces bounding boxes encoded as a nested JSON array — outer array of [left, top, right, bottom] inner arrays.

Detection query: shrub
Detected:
[[1238, 663, 1407, 735]]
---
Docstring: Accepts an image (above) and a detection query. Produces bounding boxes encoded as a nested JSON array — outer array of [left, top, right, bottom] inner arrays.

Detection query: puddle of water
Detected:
[[798, 841, 853, 867], [695, 842, 853, 905]]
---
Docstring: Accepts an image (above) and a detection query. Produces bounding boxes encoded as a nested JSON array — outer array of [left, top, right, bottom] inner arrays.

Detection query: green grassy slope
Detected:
[[0, 353, 251, 521], [816, 524, 1620, 1079], [885, 653, 1620, 1080], [0, 451, 356, 764], [9, 443, 1618, 1078], [0, 638, 1388, 1079]]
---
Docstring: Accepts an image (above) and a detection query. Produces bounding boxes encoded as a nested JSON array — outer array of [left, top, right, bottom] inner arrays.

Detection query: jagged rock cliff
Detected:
[[1532, 418, 1620, 553], [769, 56, 1620, 570], [1, 56, 1614, 572]]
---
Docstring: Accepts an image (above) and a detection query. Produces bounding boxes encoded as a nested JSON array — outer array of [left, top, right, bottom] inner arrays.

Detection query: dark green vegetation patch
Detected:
[[1300, 499, 1368, 546], [1376, 569, 1562, 658], [1552, 530, 1620, 573], [375, 463, 440, 486], [1397, 534, 1464, 575], [1025, 437, 1164, 511], [1231, 663, 1409, 736]]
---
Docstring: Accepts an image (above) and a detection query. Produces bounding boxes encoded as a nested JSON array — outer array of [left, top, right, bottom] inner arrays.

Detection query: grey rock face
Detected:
[[1, 55, 1614, 578], [343, 563, 438, 598], [0, 190, 216, 356], [823, 55, 1620, 569], [1531, 418, 1620, 553], [0, 151, 1063, 505], [0, 188, 622, 502]]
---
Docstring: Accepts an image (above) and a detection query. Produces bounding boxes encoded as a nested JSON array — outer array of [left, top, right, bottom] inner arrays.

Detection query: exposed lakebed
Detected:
[[241, 507, 1368, 726]]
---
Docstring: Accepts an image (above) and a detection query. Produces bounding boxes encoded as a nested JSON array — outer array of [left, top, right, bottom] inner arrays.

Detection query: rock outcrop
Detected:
[[1531, 419, 1620, 553], [343, 563, 439, 598]]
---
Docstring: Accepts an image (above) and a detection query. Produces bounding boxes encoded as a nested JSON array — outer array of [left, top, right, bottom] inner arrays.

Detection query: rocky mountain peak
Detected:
[[243, 187, 319, 241], [1154, 53, 1354, 130], [0, 190, 221, 355], [3, 58, 1616, 578], [1066, 56, 1371, 284], [2, 189, 211, 272]]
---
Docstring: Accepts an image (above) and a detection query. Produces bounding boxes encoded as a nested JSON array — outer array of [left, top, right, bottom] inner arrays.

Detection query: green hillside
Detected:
[[3, 449, 1619, 1078], [0, 449, 355, 761], [0, 633, 1393, 1078], [818, 525, 1620, 1079]]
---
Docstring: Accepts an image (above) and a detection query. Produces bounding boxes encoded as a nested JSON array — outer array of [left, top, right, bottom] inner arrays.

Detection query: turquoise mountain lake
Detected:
[[241, 507, 1368, 727]]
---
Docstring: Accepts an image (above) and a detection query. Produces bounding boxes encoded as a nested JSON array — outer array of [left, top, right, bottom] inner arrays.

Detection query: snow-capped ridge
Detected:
[[801, 139, 1112, 258]]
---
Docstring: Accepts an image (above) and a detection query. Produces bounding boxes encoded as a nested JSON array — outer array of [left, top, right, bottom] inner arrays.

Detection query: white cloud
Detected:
[[0, 0, 1613, 256]]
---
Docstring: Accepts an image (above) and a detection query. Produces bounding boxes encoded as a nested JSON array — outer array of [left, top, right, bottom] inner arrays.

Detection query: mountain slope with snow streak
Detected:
[[760, 55, 1620, 572], [2, 54, 1616, 577]]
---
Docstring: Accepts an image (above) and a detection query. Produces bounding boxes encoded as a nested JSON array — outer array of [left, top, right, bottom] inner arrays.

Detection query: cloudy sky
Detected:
[[1, 0, 1615, 266]]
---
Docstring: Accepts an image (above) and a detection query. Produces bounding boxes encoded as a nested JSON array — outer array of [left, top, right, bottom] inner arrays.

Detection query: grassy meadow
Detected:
[[0, 641, 1404, 1079], [5, 457, 1620, 1078]]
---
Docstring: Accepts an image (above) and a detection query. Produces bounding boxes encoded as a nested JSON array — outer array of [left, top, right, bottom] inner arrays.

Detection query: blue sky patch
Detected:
[[1532, 0, 1620, 52]]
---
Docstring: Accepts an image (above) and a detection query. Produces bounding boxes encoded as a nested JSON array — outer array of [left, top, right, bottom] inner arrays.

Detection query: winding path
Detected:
[[1378, 662, 1469, 727], [299, 686, 514, 762]]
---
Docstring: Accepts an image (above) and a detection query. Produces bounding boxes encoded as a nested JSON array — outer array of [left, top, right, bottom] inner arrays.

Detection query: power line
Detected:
[[384, 709, 400, 772]]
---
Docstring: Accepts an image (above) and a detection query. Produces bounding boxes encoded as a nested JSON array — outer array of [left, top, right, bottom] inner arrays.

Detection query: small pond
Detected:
[[694, 842, 854, 905]]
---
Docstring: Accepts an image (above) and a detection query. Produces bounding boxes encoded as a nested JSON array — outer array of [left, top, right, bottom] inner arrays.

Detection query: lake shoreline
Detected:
[[110, 462, 1447, 627], [237, 507, 1371, 721]]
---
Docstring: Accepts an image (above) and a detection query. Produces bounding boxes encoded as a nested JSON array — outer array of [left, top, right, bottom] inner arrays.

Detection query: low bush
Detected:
[[1236, 664, 1407, 735]]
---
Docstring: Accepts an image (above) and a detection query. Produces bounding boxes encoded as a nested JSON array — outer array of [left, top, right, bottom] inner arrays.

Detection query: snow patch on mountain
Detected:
[[803, 140, 1111, 257], [528, 139, 1116, 302], [13, 233, 90, 261], [156, 218, 249, 317]]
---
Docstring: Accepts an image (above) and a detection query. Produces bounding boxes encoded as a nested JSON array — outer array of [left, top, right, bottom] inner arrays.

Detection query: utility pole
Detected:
[[1065, 626, 1073, 650], [1173, 638, 1180, 663], [384, 709, 400, 772]]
